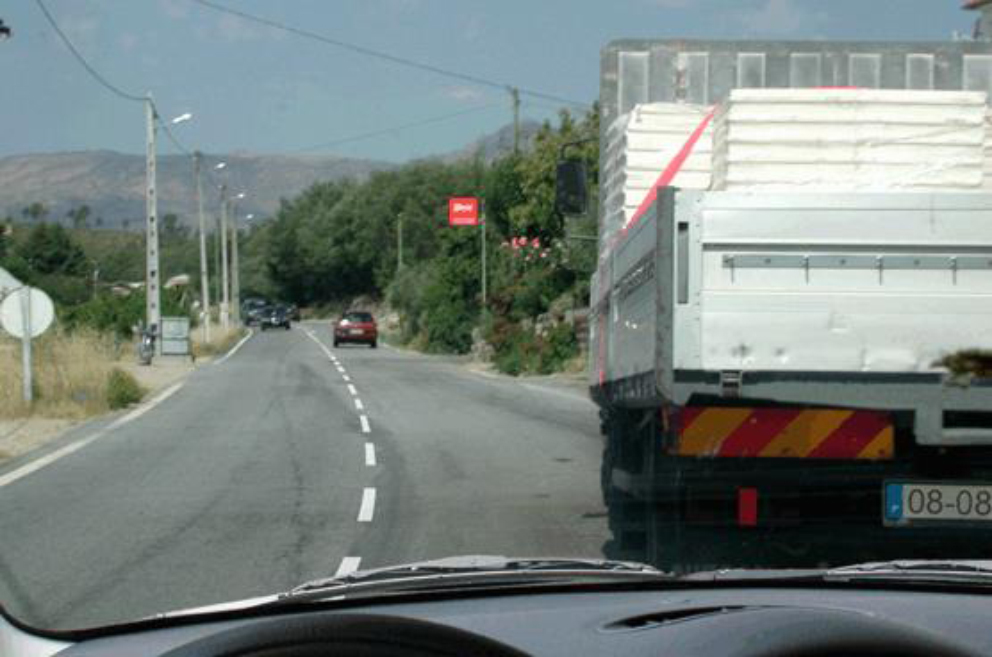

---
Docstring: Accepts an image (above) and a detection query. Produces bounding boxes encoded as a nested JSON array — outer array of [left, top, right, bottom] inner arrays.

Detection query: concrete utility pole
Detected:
[[194, 152, 211, 342], [481, 206, 487, 306], [510, 86, 521, 155], [397, 213, 404, 271], [230, 192, 245, 326], [145, 96, 162, 354], [219, 183, 230, 330]]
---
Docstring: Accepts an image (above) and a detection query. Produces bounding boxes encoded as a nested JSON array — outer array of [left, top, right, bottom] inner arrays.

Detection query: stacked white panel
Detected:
[[711, 89, 987, 192], [601, 103, 712, 247], [985, 108, 992, 190]]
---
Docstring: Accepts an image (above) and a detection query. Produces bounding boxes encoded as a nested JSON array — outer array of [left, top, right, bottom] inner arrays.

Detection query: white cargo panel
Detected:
[[985, 108, 992, 190], [601, 103, 713, 249], [712, 89, 987, 192], [679, 192, 992, 374]]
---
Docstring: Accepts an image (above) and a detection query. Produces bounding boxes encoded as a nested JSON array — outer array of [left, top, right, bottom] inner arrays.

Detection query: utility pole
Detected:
[[510, 86, 521, 155], [230, 195, 242, 326], [219, 184, 230, 330], [213, 215, 221, 307], [481, 206, 487, 307], [194, 152, 211, 343], [397, 213, 404, 271], [145, 96, 162, 355]]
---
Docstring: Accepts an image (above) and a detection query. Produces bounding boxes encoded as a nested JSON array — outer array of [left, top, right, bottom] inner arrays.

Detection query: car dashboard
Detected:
[[10, 583, 992, 656]]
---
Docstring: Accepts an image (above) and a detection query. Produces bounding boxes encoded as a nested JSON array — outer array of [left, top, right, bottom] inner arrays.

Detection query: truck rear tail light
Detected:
[[738, 487, 758, 527]]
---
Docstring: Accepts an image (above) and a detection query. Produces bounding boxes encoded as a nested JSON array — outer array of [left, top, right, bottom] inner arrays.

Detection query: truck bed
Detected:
[[592, 189, 992, 445]]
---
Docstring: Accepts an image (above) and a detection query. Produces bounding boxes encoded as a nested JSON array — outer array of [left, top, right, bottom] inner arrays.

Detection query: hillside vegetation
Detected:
[[1, 108, 599, 376], [242, 108, 599, 373]]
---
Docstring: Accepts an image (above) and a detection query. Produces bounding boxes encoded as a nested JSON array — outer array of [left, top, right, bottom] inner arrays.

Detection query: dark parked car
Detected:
[[243, 298, 270, 326], [333, 311, 377, 348], [259, 305, 291, 331]]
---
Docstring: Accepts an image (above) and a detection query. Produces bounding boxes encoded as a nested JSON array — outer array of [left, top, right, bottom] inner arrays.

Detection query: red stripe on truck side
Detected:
[[627, 109, 716, 229], [716, 409, 803, 457], [806, 411, 892, 459]]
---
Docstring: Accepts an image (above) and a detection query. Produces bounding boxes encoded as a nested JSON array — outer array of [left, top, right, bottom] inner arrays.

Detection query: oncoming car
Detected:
[[333, 311, 377, 348]]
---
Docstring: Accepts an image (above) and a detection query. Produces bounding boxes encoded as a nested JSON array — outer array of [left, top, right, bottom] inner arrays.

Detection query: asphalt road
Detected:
[[0, 323, 608, 630]]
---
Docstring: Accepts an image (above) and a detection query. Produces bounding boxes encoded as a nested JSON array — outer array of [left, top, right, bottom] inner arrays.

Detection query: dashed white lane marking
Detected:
[[0, 382, 184, 489], [215, 330, 253, 365], [347, 384, 357, 396], [354, 398, 364, 411], [336, 366, 346, 373], [335, 556, 362, 577], [365, 442, 376, 466], [358, 488, 376, 522], [342, 374, 351, 382], [360, 415, 371, 434]]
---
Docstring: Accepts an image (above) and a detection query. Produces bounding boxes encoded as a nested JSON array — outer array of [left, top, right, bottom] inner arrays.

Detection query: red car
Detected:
[[333, 311, 378, 348]]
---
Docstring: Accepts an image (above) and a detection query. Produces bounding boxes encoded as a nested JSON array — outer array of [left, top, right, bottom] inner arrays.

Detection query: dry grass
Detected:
[[0, 330, 125, 419], [190, 326, 247, 360]]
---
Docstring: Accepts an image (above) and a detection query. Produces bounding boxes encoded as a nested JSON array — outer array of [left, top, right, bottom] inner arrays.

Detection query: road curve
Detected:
[[0, 322, 607, 630]]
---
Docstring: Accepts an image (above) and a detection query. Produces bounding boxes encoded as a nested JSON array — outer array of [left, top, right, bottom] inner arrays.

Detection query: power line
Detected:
[[293, 103, 502, 153], [189, 0, 590, 110], [33, 0, 145, 103]]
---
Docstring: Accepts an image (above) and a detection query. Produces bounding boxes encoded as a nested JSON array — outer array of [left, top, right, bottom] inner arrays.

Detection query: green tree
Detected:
[[17, 224, 89, 276], [21, 202, 48, 224], [66, 204, 91, 230]]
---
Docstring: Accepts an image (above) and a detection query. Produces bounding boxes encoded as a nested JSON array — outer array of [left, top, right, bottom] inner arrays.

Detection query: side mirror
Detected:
[[555, 159, 588, 217]]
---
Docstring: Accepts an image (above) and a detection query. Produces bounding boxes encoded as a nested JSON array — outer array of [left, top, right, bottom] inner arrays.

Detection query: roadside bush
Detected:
[[490, 321, 579, 376], [61, 288, 191, 339], [106, 368, 145, 409]]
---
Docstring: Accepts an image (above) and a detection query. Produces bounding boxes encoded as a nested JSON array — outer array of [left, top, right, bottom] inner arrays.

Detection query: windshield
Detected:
[[2, 0, 992, 634]]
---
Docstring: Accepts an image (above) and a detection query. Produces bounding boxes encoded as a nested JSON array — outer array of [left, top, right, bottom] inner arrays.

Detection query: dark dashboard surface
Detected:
[[55, 585, 992, 656]]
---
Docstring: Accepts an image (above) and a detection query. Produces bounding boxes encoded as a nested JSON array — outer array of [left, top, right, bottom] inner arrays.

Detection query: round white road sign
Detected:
[[0, 287, 55, 339]]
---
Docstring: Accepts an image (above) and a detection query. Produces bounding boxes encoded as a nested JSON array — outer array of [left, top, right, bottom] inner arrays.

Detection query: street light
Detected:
[[215, 164, 231, 329], [230, 192, 247, 326], [166, 113, 211, 345]]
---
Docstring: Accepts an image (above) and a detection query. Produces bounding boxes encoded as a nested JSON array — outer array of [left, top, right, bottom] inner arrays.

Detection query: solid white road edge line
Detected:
[[360, 415, 371, 434], [365, 442, 376, 467], [335, 557, 362, 577], [0, 382, 184, 489], [215, 330, 253, 365], [354, 398, 364, 411], [358, 487, 376, 522]]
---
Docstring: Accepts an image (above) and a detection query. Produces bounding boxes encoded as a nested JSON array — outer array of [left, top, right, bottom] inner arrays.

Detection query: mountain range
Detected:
[[0, 121, 541, 230]]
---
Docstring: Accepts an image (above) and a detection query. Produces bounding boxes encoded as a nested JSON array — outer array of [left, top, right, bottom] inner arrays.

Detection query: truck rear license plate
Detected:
[[885, 482, 992, 526]]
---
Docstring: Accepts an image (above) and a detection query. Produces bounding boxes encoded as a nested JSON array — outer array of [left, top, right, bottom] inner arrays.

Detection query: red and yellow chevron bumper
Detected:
[[677, 407, 893, 460]]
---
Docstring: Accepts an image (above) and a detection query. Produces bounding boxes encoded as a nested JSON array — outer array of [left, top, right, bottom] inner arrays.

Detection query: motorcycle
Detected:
[[137, 323, 157, 366]]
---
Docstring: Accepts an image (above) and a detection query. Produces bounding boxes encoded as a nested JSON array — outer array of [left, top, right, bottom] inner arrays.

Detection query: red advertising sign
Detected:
[[448, 197, 479, 227]]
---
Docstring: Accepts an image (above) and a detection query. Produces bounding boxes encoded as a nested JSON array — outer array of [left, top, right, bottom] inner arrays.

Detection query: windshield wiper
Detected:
[[824, 560, 992, 584], [270, 556, 666, 604], [684, 560, 992, 587]]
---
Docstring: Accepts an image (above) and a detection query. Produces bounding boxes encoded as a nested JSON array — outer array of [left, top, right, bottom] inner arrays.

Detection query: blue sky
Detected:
[[0, 0, 982, 162]]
